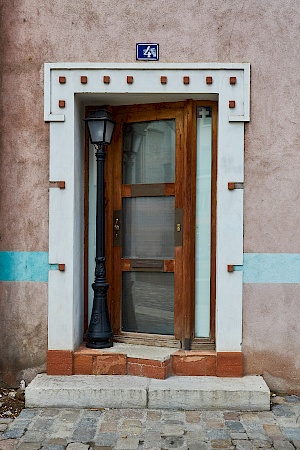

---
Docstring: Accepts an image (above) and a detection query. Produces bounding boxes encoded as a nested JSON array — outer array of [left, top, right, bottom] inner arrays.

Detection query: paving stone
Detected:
[[45, 439, 67, 446], [230, 432, 248, 440], [0, 425, 8, 432], [66, 444, 89, 450], [41, 446, 65, 450], [18, 411, 40, 420], [225, 420, 245, 432], [1, 428, 26, 440], [38, 411, 60, 418], [233, 441, 254, 450], [273, 440, 295, 450], [281, 427, 300, 440], [285, 396, 300, 403], [21, 432, 48, 443], [207, 429, 230, 440], [160, 435, 186, 449], [99, 423, 118, 433], [93, 447, 112, 450], [93, 433, 118, 447], [186, 444, 211, 450], [185, 430, 207, 443], [17, 444, 41, 450], [185, 411, 200, 423], [161, 425, 184, 437], [58, 411, 81, 422], [210, 439, 232, 449], [145, 411, 161, 421], [0, 420, 13, 425], [0, 439, 20, 450], [272, 405, 294, 417], [115, 436, 140, 449]]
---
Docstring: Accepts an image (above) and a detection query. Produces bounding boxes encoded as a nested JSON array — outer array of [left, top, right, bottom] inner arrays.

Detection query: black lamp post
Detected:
[[85, 109, 115, 349]]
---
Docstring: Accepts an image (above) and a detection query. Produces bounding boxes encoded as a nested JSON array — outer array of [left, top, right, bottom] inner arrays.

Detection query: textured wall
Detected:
[[0, 0, 299, 390]]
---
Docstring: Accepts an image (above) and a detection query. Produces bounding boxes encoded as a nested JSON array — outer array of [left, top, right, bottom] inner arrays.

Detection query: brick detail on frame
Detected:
[[217, 352, 243, 377], [47, 350, 73, 375], [172, 351, 217, 376]]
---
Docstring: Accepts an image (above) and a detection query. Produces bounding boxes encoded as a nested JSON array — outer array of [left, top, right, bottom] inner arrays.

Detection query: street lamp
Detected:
[[85, 109, 115, 348]]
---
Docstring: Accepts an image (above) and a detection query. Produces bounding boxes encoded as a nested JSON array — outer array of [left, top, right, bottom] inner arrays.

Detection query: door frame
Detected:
[[84, 100, 217, 349], [45, 62, 248, 356]]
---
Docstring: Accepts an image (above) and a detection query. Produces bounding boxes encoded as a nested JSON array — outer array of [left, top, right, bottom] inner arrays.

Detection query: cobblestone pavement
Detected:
[[0, 395, 300, 450]]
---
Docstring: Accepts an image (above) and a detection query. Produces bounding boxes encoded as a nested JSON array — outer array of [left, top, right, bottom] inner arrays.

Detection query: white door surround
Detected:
[[45, 63, 250, 352]]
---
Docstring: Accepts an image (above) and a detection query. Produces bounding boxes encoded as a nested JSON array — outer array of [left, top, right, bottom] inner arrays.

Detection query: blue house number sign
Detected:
[[136, 43, 159, 61]]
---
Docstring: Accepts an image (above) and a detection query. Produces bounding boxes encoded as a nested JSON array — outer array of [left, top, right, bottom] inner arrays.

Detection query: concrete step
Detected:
[[25, 374, 270, 411]]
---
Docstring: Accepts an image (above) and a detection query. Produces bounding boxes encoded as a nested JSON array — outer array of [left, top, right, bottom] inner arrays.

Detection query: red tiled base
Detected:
[[127, 357, 172, 379], [47, 350, 73, 375], [172, 351, 217, 376], [217, 352, 243, 377], [47, 347, 243, 378]]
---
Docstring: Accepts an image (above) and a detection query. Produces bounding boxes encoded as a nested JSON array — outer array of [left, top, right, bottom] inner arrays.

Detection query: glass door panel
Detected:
[[122, 197, 175, 259], [121, 118, 176, 336], [123, 120, 175, 184], [122, 272, 174, 334]]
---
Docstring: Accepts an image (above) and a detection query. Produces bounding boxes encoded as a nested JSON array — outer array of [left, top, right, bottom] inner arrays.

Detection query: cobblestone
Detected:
[[0, 395, 300, 449]]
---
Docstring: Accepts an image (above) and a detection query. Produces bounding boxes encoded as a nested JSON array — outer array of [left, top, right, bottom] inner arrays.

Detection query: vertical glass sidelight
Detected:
[[195, 107, 212, 338], [123, 120, 175, 184]]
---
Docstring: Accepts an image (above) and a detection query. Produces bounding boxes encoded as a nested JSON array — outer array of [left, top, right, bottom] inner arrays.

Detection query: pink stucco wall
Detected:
[[0, 1, 299, 391]]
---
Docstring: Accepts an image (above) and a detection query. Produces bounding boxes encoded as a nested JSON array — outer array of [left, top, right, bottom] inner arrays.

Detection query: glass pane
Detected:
[[195, 107, 212, 338], [123, 197, 174, 258], [123, 120, 175, 184], [122, 272, 174, 334]]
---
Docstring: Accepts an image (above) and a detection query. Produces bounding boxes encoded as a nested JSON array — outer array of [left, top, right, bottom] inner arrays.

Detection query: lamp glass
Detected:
[[104, 120, 115, 144], [88, 120, 105, 144]]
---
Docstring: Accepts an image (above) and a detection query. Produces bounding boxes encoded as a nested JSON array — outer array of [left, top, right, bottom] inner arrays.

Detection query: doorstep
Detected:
[[47, 344, 243, 379], [25, 373, 270, 411]]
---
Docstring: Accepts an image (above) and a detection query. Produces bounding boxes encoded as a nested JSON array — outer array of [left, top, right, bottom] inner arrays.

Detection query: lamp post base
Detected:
[[86, 341, 113, 349], [86, 280, 113, 349]]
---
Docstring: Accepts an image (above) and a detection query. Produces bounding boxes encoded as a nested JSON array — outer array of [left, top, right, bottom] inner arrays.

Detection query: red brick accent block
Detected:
[[183, 76, 190, 85], [73, 354, 93, 375], [206, 76, 213, 84], [93, 354, 127, 375], [58, 100, 65, 108], [160, 76, 168, 84], [127, 357, 171, 379], [59, 76, 66, 84], [217, 352, 243, 377], [229, 100, 236, 108], [230, 76, 237, 85], [127, 76, 134, 84], [103, 76, 110, 84], [172, 351, 217, 376], [47, 350, 73, 375], [81, 76, 88, 84]]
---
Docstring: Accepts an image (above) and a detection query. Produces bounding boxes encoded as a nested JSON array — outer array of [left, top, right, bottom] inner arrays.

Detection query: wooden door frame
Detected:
[[84, 100, 217, 349]]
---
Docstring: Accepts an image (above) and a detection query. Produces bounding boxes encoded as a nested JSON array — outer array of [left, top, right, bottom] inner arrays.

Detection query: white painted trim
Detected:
[[46, 62, 250, 352]]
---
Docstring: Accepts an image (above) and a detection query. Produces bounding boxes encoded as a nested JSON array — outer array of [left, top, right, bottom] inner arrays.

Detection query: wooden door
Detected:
[[86, 101, 217, 349]]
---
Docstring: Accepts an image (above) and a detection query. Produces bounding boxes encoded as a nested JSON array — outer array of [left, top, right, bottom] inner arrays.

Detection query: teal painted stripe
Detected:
[[0, 252, 55, 282], [240, 253, 300, 284], [1, 251, 300, 283]]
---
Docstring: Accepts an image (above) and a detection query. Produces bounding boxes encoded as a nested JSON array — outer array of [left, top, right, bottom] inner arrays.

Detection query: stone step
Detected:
[[25, 374, 270, 411]]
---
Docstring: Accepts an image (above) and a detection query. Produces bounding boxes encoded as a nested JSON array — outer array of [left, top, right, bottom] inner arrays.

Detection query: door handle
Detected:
[[113, 211, 122, 246], [114, 218, 120, 232]]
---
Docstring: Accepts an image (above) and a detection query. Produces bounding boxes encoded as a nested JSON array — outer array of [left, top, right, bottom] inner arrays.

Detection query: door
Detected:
[[86, 101, 217, 349], [107, 104, 184, 347]]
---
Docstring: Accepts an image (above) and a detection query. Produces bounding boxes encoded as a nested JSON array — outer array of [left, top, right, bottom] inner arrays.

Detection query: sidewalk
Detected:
[[0, 395, 300, 450]]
